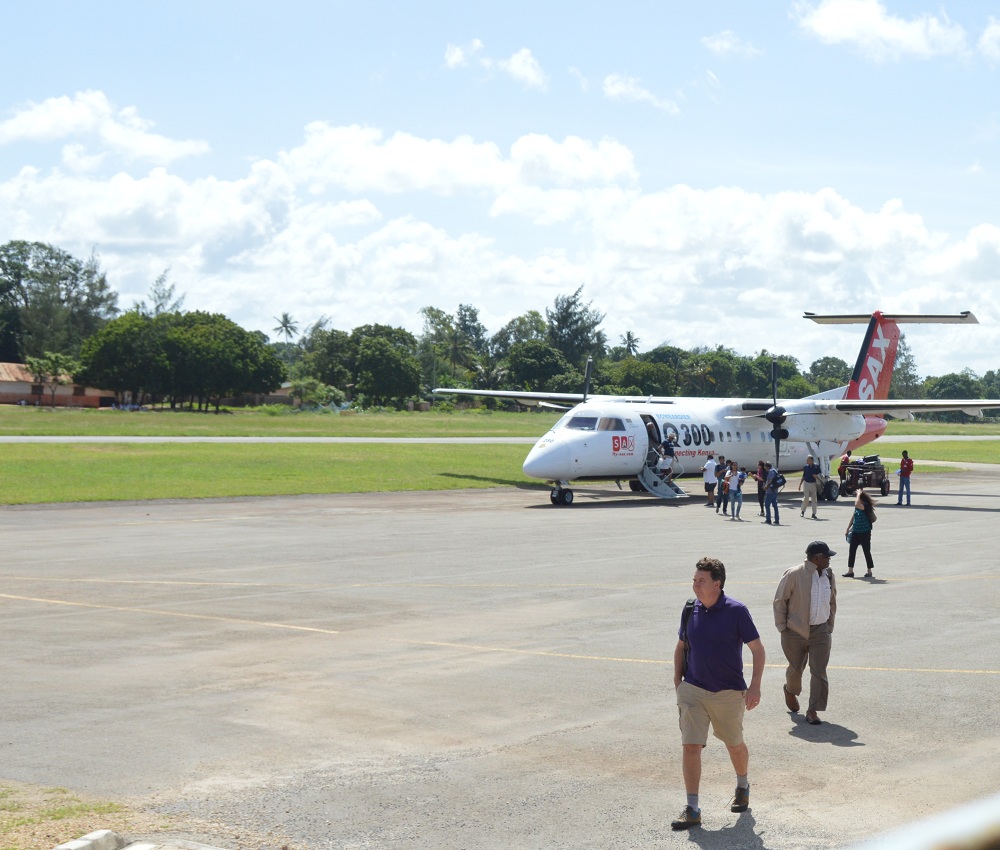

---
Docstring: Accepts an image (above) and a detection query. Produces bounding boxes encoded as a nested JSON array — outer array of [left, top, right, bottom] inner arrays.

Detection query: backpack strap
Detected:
[[680, 598, 696, 678]]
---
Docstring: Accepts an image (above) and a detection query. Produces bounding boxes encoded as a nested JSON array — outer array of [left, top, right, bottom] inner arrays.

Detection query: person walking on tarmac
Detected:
[[798, 455, 822, 519], [702, 453, 718, 507], [671, 557, 765, 830], [763, 462, 782, 526]]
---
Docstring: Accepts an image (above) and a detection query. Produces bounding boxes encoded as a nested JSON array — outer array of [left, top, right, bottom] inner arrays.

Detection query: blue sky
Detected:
[[3, 0, 1000, 378]]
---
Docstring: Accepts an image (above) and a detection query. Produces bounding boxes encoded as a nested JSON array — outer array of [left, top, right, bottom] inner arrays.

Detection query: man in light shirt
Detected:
[[772, 541, 838, 725]]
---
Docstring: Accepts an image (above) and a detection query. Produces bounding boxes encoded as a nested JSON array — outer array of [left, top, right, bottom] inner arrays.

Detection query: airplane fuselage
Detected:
[[522, 397, 881, 485]]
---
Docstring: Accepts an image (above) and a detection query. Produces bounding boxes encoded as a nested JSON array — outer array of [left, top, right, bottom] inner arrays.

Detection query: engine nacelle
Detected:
[[780, 412, 866, 444]]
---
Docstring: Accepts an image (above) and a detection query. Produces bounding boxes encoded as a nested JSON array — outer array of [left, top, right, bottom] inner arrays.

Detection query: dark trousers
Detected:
[[848, 532, 875, 572]]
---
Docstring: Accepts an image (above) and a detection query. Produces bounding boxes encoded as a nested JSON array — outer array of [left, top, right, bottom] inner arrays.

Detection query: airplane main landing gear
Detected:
[[550, 487, 574, 505]]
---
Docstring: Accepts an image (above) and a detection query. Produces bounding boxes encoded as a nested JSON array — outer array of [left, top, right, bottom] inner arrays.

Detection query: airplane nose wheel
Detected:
[[550, 487, 574, 505]]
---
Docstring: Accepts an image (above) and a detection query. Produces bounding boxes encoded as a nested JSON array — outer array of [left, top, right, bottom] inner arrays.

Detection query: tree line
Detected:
[[2, 239, 998, 415]]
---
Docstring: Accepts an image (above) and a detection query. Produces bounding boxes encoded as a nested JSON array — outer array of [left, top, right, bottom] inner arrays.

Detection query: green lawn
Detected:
[[0, 405, 562, 437], [1, 407, 997, 505], [0, 443, 540, 504]]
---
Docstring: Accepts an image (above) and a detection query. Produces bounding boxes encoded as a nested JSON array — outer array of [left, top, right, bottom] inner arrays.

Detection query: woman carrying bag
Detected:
[[843, 489, 877, 578]]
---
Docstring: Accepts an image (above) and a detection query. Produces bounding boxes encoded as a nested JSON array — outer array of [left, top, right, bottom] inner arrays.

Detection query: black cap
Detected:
[[806, 541, 836, 558]]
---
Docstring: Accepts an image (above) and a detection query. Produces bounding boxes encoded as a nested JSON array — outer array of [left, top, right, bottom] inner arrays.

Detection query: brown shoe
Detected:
[[671, 806, 702, 830], [783, 686, 799, 712], [806, 710, 822, 725]]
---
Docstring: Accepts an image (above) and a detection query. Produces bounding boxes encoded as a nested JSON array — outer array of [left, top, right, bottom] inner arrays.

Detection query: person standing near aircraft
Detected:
[[844, 490, 877, 578], [897, 450, 914, 506], [752, 460, 767, 516], [726, 461, 746, 521], [763, 462, 782, 526], [798, 455, 822, 519], [671, 557, 765, 830], [838, 450, 853, 488], [715, 455, 729, 515], [659, 437, 677, 481], [702, 453, 718, 507], [773, 541, 838, 726]]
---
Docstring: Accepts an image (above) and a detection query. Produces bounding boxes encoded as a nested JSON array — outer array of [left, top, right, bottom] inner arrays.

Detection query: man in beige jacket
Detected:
[[773, 541, 838, 725]]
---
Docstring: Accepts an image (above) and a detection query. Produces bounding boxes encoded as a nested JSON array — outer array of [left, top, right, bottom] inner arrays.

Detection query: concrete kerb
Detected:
[[53, 831, 228, 850]]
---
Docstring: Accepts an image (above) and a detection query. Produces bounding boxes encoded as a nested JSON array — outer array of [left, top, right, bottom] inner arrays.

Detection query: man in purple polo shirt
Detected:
[[671, 557, 766, 831]]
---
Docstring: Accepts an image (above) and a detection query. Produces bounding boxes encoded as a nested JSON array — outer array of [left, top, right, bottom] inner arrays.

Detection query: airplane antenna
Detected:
[[582, 357, 593, 402], [765, 358, 788, 469]]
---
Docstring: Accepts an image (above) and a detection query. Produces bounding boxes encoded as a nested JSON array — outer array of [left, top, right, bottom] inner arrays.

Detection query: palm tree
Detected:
[[273, 312, 299, 344], [620, 331, 640, 358]]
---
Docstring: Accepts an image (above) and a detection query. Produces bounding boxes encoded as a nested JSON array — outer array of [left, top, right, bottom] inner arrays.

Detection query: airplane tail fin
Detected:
[[805, 310, 977, 401]]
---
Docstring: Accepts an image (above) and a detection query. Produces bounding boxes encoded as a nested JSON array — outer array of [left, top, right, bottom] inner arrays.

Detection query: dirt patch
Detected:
[[0, 780, 297, 850]]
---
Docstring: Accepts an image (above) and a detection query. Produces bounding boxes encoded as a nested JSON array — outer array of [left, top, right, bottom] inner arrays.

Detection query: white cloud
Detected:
[[0, 90, 209, 166], [497, 48, 548, 90], [4, 103, 1000, 374], [602, 74, 679, 114], [978, 17, 1000, 65], [568, 66, 589, 91], [444, 39, 484, 69], [444, 40, 547, 90], [277, 125, 634, 196], [702, 30, 763, 57], [794, 0, 968, 62]]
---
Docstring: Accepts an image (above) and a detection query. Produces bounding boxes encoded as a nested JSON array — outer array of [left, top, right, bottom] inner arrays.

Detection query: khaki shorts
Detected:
[[676, 680, 746, 747]]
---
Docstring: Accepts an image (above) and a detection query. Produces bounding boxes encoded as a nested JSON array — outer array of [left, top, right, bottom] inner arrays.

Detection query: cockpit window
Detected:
[[597, 417, 626, 432], [565, 416, 599, 431]]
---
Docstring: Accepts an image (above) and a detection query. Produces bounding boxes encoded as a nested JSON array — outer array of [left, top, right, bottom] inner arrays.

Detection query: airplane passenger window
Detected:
[[746, 432, 751, 442], [736, 432, 742, 442], [598, 418, 626, 431], [567, 416, 598, 431], [727, 431, 732, 441]]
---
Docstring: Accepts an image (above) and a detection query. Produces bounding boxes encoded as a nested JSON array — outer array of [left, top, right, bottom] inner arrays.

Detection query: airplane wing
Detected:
[[767, 398, 1000, 419], [433, 387, 587, 407], [432, 387, 685, 406]]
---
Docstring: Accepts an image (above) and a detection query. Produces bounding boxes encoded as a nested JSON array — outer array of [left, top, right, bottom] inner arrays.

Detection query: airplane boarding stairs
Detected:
[[638, 453, 688, 499]]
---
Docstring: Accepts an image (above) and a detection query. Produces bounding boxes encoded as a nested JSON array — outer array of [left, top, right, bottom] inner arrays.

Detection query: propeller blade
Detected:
[[769, 357, 782, 468], [583, 357, 593, 402]]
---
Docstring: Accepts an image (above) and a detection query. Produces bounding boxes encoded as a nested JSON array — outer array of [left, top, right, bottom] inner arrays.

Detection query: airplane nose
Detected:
[[522, 440, 571, 480]]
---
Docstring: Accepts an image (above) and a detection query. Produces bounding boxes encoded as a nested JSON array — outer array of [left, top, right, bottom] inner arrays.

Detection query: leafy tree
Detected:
[[922, 369, 983, 422], [456, 304, 489, 357], [289, 376, 343, 407], [24, 351, 81, 406], [545, 286, 607, 367], [982, 369, 1000, 399], [0, 240, 119, 359], [889, 334, 922, 399], [354, 336, 420, 407], [489, 310, 547, 362], [77, 310, 170, 404], [808, 356, 852, 392], [601, 358, 676, 396], [134, 271, 185, 317], [620, 331, 640, 357], [161, 312, 285, 410], [506, 339, 570, 391], [273, 312, 299, 344], [418, 306, 480, 386]]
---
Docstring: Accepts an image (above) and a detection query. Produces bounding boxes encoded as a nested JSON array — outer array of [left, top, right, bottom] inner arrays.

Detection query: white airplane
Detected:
[[435, 311, 1000, 505]]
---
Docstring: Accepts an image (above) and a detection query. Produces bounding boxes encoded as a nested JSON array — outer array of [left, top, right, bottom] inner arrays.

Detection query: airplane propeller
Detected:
[[764, 358, 788, 469], [583, 356, 593, 402]]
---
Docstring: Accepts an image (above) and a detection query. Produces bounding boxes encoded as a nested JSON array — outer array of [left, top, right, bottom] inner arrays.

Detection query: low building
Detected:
[[0, 362, 115, 408]]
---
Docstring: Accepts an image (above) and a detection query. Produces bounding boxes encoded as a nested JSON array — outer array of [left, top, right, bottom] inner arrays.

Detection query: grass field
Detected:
[[0, 405, 562, 437], [1, 407, 998, 505]]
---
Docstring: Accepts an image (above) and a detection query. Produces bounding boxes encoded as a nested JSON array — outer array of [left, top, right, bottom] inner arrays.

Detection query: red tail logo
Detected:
[[845, 312, 900, 400]]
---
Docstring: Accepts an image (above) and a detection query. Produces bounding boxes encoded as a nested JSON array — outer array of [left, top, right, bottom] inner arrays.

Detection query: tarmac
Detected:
[[4, 468, 999, 850]]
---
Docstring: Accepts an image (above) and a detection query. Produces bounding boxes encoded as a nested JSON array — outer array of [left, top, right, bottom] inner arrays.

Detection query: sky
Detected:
[[2, 0, 1000, 380]]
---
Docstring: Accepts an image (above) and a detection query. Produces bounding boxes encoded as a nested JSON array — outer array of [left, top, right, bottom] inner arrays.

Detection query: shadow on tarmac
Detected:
[[683, 811, 772, 849], [787, 715, 864, 747]]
